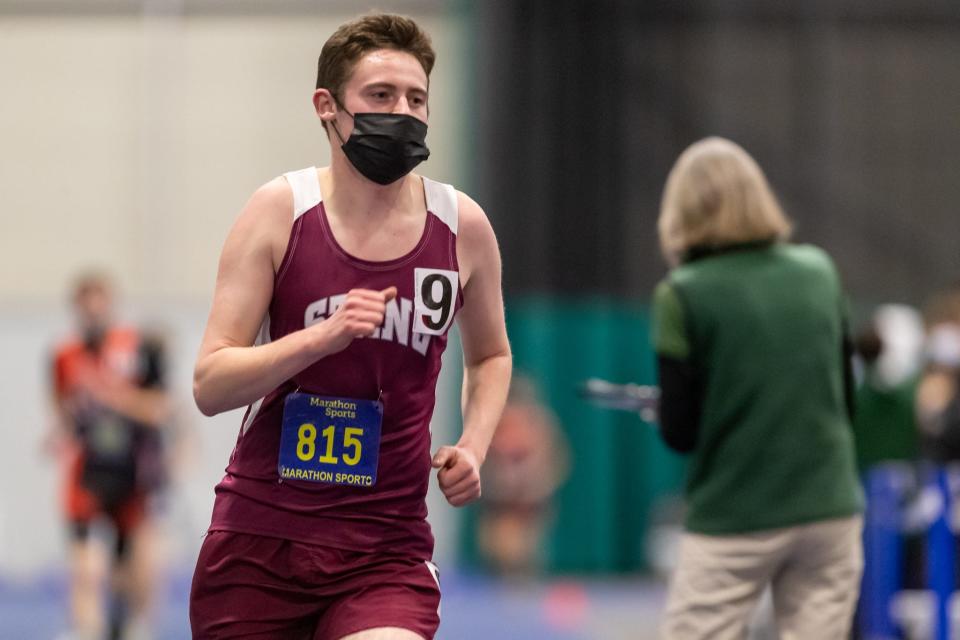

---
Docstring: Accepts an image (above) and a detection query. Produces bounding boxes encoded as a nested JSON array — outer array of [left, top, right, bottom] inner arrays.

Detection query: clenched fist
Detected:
[[432, 445, 482, 507], [320, 286, 397, 354]]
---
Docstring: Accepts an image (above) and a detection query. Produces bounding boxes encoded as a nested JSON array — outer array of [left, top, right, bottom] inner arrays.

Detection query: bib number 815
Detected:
[[295, 424, 363, 466]]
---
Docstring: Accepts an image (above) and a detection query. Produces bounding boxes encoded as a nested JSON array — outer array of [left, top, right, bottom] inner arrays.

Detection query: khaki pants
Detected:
[[661, 516, 863, 640]]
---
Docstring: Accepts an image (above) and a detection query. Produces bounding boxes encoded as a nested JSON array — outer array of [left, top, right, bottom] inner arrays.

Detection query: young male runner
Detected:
[[189, 13, 511, 640]]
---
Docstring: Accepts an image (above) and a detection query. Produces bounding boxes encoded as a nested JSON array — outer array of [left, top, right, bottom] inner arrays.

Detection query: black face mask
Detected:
[[333, 106, 430, 185]]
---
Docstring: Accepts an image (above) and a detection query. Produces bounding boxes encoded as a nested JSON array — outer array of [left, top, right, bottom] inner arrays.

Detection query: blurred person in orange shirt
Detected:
[[49, 272, 171, 640], [476, 375, 569, 577]]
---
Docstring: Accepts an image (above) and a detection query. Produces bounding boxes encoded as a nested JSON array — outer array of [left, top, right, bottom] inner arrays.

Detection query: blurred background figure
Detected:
[[48, 272, 170, 640], [651, 137, 863, 640], [850, 305, 927, 638], [476, 374, 569, 578], [851, 304, 926, 471], [916, 284, 960, 462]]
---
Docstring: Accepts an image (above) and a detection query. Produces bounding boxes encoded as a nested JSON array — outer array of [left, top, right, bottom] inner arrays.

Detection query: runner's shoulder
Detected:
[[455, 190, 495, 246], [245, 176, 296, 224], [454, 189, 483, 223], [451, 190, 491, 265], [229, 176, 297, 249]]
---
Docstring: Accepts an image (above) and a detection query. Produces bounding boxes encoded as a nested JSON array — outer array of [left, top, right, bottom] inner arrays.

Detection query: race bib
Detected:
[[278, 393, 382, 487], [413, 268, 458, 336]]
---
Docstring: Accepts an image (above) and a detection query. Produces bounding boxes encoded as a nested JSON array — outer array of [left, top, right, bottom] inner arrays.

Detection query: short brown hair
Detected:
[[658, 137, 793, 266], [316, 13, 436, 101]]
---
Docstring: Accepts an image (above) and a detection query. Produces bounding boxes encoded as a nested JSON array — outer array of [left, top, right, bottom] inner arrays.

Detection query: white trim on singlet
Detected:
[[241, 315, 272, 436], [283, 167, 322, 220], [423, 177, 458, 235], [284, 168, 454, 233], [241, 397, 265, 437], [425, 560, 442, 618]]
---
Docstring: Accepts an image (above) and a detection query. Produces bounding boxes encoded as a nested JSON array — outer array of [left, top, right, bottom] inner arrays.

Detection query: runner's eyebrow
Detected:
[[363, 82, 428, 97]]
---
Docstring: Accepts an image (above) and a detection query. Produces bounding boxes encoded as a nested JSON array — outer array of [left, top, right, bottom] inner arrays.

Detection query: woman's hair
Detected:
[[658, 137, 792, 266]]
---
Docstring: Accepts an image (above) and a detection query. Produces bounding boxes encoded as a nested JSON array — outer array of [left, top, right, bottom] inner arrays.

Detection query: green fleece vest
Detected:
[[652, 243, 863, 534]]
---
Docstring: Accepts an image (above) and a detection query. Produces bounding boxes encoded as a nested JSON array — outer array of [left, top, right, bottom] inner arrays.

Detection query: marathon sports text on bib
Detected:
[[278, 393, 383, 487]]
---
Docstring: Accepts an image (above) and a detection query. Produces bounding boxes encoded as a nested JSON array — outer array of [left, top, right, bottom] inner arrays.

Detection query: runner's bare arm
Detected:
[[193, 178, 396, 417], [432, 193, 512, 506]]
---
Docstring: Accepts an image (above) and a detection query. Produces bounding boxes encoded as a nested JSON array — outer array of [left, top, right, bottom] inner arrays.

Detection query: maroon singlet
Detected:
[[208, 167, 463, 560]]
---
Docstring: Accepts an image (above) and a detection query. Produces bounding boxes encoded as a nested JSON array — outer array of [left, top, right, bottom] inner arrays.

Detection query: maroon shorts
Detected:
[[190, 531, 441, 639]]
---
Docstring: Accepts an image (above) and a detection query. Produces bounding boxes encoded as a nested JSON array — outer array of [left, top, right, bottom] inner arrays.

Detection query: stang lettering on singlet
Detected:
[[278, 393, 383, 487], [303, 272, 459, 356]]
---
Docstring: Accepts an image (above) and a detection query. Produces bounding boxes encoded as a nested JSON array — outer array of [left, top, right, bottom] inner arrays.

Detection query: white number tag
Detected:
[[413, 268, 458, 335]]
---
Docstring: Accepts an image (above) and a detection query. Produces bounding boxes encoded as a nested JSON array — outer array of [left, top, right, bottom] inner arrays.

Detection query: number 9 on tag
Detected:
[[413, 268, 458, 335]]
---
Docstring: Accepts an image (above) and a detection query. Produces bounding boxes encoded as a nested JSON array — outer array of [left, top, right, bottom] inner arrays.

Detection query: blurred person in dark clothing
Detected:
[[49, 272, 171, 640], [651, 137, 863, 640], [476, 375, 568, 577], [850, 305, 928, 623], [851, 305, 924, 470], [916, 285, 960, 462]]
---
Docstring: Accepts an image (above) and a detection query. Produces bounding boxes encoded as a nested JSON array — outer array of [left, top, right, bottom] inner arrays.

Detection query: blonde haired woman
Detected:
[[652, 138, 864, 639]]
